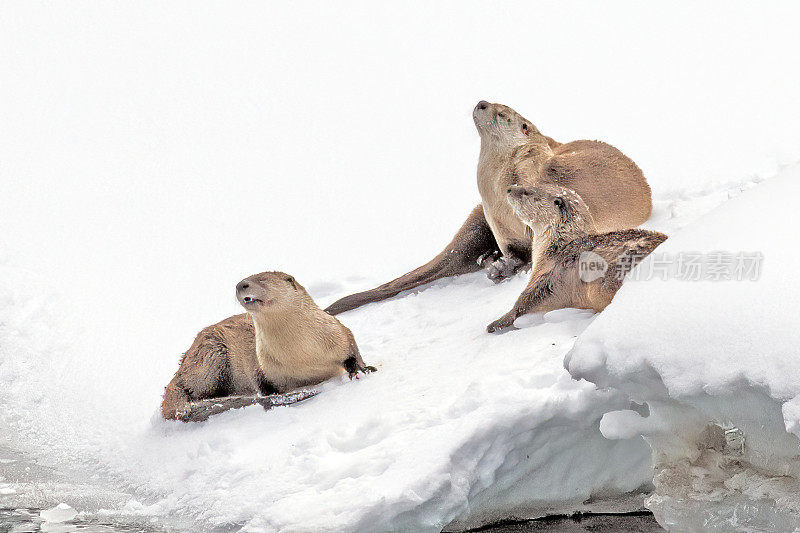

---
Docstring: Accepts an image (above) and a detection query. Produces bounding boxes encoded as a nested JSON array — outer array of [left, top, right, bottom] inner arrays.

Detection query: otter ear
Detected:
[[285, 276, 298, 290]]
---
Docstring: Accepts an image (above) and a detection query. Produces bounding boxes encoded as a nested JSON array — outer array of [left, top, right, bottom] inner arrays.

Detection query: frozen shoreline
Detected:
[[0, 507, 665, 533], [566, 166, 800, 531]]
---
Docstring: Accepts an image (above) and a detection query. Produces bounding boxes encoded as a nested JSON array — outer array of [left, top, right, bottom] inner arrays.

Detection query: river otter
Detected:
[[486, 184, 666, 333], [161, 271, 376, 422], [475, 101, 652, 281], [324, 101, 652, 315]]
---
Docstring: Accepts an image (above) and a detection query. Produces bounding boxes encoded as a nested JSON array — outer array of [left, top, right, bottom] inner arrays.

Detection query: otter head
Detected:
[[236, 271, 305, 313], [506, 184, 596, 236], [473, 100, 541, 148]]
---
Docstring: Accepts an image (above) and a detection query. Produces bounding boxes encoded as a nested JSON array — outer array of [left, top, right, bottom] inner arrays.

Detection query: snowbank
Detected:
[[0, 256, 653, 531], [566, 165, 800, 531], [0, 171, 771, 531]]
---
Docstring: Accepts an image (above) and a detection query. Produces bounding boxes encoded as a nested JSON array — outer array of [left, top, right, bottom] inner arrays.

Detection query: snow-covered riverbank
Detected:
[[0, 169, 785, 531]]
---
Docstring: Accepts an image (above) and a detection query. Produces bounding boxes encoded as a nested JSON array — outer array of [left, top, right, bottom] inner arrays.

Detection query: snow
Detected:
[[565, 167, 800, 531], [40, 503, 78, 524], [1, 1, 800, 531], [0, 257, 656, 531]]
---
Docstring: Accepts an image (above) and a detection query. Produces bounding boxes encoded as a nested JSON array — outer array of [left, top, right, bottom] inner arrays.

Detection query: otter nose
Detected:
[[236, 280, 249, 293], [477, 100, 489, 110]]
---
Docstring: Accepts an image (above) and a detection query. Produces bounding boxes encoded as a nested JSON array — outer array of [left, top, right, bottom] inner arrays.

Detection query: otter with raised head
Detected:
[[474, 101, 652, 281], [486, 184, 666, 333], [324, 101, 651, 315], [161, 271, 376, 422]]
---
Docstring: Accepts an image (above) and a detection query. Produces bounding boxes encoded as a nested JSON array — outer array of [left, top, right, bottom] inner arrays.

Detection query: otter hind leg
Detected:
[[325, 205, 498, 315], [161, 379, 190, 420], [161, 330, 233, 421]]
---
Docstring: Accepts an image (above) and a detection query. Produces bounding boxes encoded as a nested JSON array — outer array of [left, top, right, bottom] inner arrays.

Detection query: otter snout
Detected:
[[474, 100, 492, 117], [236, 278, 264, 308], [473, 100, 493, 126]]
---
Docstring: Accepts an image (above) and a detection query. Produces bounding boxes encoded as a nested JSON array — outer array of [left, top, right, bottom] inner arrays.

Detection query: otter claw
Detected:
[[478, 250, 502, 268], [348, 365, 377, 380]]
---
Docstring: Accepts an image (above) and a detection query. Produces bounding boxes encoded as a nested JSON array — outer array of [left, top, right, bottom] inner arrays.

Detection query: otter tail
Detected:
[[165, 390, 318, 423], [325, 205, 498, 315]]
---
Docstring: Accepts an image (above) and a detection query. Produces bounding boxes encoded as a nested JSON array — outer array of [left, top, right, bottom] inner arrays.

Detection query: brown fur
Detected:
[[486, 184, 666, 333], [475, 102, 652, 280], [324, 101, 651, 315], [162, 272, 375, 421]]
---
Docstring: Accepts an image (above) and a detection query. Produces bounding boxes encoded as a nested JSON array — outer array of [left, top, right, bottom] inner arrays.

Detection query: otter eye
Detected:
[[521, 123, 528, 134], [554, 198, 564, 208]]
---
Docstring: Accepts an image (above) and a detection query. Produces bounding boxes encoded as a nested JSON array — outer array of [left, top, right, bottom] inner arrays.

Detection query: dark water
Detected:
[[478, 512, 664, 532], [1, 508, 663, 533]]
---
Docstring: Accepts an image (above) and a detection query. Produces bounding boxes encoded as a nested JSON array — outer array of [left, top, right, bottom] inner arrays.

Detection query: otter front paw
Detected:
[[348, 365, 376, 380], [477, 249, 502, 269], [485, 255, 525, 283], [486, 314, 517, 333], [344, 356, 377, 380]]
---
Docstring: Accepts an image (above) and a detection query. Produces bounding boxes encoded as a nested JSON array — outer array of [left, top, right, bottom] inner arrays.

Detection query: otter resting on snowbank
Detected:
[[161, 271, 376, 422], [486, 184, 666, 333], [324, 101, 652, 315], [474, 101, 652, 282]]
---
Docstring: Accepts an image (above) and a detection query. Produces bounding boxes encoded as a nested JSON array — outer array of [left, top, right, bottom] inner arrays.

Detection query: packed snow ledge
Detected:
[[0, 263, 653, 531], [0, 167, 795, 532], [566, 165, 800, 531]]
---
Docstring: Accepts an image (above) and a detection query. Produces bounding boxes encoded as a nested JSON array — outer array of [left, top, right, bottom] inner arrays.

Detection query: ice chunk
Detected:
[[40, 503, 78, 523]]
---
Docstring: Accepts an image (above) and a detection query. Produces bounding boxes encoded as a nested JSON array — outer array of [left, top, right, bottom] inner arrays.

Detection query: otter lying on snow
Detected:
[[325, 101, 652, 315], [161, 272, 376, 422], [486, 184, 666, 333]]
